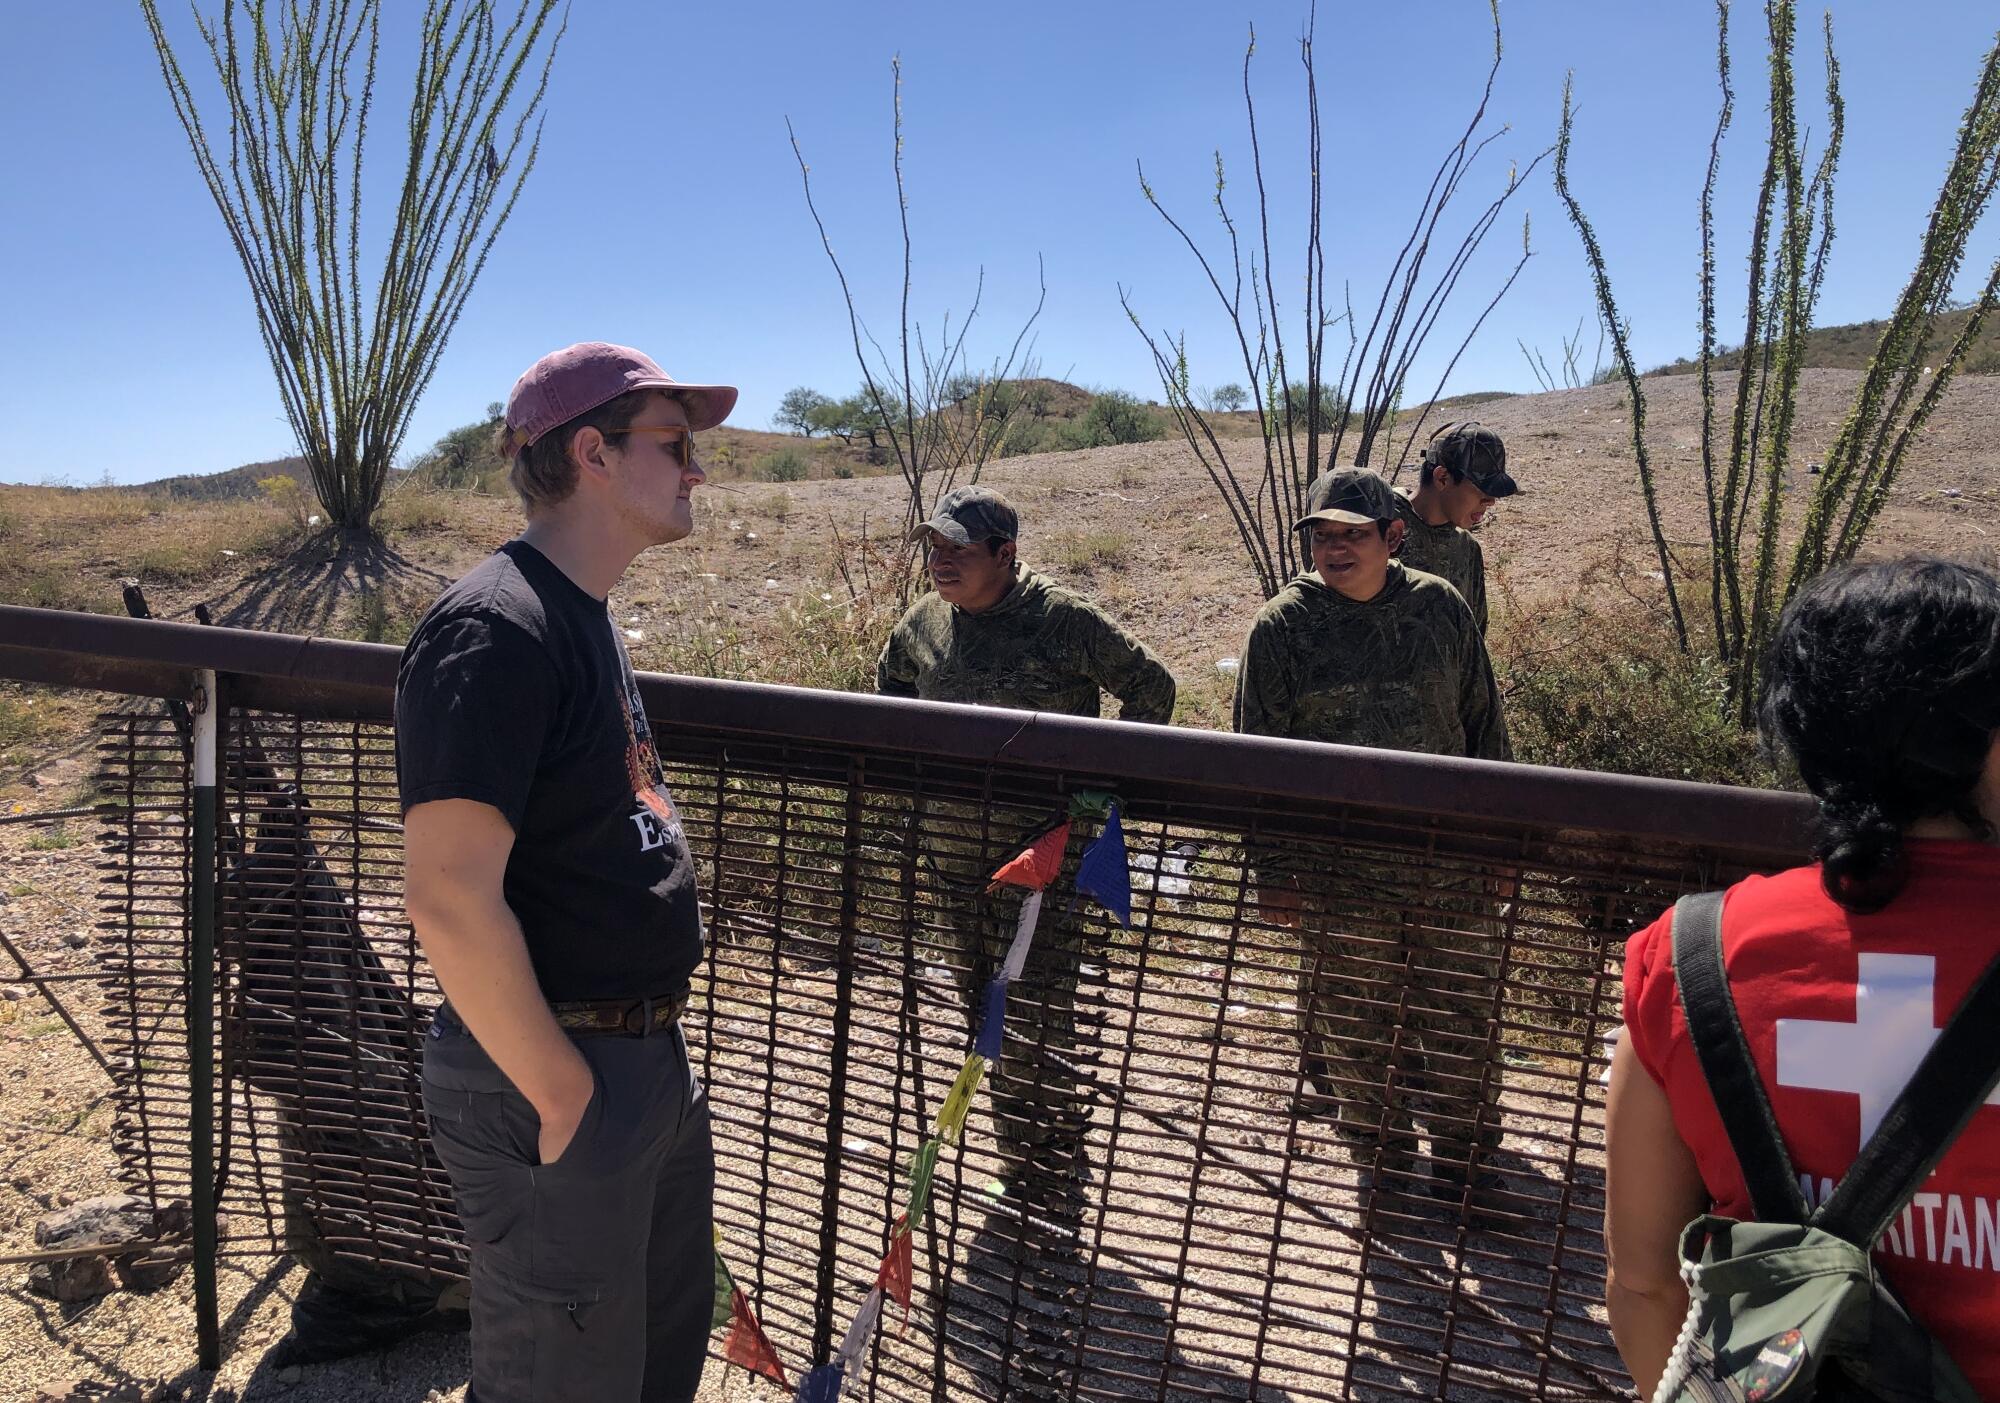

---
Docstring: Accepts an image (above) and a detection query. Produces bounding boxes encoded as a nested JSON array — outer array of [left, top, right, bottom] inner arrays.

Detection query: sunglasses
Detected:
[[618, 425, 698, 469]]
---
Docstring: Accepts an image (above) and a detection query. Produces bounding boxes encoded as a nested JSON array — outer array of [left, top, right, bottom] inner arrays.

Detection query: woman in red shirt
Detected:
[[1605, 557, 2000, 1398]]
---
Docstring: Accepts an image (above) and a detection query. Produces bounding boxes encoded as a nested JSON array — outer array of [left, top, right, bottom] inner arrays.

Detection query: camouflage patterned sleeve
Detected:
[[1073, 603, 1177, 724], [1459, 611, 1511, 761], [1231, 612, 1293, 738], [876, 612, 920, 698], [1465, 534, 1489, 635]]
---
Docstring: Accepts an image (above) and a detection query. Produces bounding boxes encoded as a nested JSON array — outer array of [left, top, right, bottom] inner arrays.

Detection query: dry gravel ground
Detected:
[[1, 369, 1994, 1398]]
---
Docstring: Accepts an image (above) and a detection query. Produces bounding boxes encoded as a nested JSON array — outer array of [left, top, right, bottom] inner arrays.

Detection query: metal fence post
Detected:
[[190, 669, 221, 1370]]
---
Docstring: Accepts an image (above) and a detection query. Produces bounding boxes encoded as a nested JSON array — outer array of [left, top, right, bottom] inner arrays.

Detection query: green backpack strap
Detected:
[[1815, 944, 2000, 1249], [1671, 891, 1810, 1223]]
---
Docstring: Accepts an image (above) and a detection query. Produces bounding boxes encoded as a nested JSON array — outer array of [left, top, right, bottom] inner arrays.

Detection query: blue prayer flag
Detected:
[[795, 1362, 846, 1403], [974, 976, 1008, 1060], [1074, 802, 1132, 927]]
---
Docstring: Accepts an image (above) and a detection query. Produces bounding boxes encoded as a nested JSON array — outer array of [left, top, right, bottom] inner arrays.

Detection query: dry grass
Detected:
[[1044, 528, 1133, 576]]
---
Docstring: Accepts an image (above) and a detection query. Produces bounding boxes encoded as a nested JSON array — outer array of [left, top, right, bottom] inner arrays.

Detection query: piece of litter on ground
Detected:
[[764, 578, 778, 589], [744, 531, 759, 541], [1214, 656, 1239, 677], [843, 1138, 877, 1155], [220, 549, 237, 557], [729, 520, 743, 530], [1226, 1002, 1248, 1017], [623, 628, 644, 641], [1274, 1000, 1295, 1012], [983, 1180, 1007, 1198], [699, 572, 719, 580], [923, 963, 952, 982], [820, 592, 833, 602], [307, 514, 322, 526]]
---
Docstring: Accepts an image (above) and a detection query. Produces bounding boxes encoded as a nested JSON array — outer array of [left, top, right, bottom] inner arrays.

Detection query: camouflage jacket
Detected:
[[1232, 563, 1510, 760], [876, 569, 1176, 723], [1393, 492, 1488, 633]]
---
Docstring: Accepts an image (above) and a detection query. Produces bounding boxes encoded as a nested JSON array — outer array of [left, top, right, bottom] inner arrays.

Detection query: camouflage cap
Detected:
[[909, 486, 1019, 546], [1423, 422, 1518, 497], [1297, 467, 1400, 528]]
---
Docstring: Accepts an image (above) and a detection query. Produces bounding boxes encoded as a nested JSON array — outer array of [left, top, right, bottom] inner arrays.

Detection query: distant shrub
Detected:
[[1268, 381, 1347, 433], [1075, 390, 1165, 446], [757, 448, 810, 482]]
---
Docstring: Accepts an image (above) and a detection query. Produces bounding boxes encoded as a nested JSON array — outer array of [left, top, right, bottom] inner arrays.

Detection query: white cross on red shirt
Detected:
[[1775, 953, 2000, 1149]]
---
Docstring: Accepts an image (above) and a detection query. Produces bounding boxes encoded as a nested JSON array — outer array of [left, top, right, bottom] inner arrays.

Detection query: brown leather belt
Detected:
[[548, 989, 690, 1038]]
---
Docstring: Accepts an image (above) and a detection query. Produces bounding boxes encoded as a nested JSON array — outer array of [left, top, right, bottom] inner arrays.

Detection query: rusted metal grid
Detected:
[[88, 692, 1790, 1403]]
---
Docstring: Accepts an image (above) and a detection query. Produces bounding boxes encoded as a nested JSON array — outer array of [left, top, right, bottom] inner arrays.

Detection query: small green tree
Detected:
[[141, 0, 565, 533], [1208, 383, 1248, 412], [775, 386, 833, 436], [1071, 390, 1165, 447]]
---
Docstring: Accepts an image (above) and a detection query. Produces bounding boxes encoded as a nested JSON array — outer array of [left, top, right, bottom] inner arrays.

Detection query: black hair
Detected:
[[1759, 556, 2000, 912]]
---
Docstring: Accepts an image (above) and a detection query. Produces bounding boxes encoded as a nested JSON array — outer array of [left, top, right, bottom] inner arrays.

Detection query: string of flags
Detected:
[[708, 790, 1134, 1400]]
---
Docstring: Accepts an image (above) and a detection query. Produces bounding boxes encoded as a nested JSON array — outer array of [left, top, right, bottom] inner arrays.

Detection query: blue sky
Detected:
[[1, 1, 1994, 486]]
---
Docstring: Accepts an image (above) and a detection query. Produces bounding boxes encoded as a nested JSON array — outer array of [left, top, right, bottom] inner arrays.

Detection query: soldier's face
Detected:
[[1310, 520, 1403, 601], [927, 532, 1016, 612], [1440, 471, 1498, 529]]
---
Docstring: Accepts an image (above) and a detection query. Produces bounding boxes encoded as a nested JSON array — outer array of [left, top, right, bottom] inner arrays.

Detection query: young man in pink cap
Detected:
[[396, 342, 736, 1402]]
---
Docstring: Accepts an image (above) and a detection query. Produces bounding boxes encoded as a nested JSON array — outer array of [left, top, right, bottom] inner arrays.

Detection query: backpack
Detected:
[[1653, 890, 2000, 1403]]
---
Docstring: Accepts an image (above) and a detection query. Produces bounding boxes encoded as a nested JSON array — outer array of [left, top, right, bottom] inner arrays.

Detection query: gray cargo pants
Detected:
[[422, 1007, 714, 1403]]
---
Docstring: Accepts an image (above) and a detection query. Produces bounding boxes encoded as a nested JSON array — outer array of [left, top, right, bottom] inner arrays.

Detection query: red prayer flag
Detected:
[[723, 1284, 789, 1388], [876, 1218, 914, 1333], [987, 820, 1071, 893]]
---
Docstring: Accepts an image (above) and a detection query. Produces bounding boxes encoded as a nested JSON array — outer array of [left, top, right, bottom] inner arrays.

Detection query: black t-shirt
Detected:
[[394, 541, 704, 1003]]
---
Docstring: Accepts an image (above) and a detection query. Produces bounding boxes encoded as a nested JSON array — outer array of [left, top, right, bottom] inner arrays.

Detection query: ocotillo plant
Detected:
[[1123, 2, 1544, 600], [1558, 0, 2000, 721], [141, 0, 564, 533], [788, 59, 1045, 598]]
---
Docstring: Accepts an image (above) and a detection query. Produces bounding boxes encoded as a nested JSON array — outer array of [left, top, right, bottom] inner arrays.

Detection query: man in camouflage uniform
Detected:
[[1234, 467, 1511, 1212], [878, 486, 1174, 1394], [1393, 421, 1518, 635]]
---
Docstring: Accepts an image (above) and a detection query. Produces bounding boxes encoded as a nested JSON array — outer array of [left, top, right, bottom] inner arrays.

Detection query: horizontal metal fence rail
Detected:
[[5, 605, 1813, 1400]]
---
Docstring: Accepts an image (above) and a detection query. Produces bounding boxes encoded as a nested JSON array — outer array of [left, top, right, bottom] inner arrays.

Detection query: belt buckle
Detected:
[[623, 996, 655, 1038]]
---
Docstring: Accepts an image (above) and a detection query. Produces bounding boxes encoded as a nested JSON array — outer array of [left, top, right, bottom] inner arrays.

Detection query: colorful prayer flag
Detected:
[[935, 1054, 986, 1144], [1000, 890, 1044, 983], [974, 975, 1008, 1060], [834, 1285, 885, 1369], [876, 1219, 913, 1330], [724, 1284, 789, 1388], [1074, 801, 1132, 927], [1067, 789, 1115, 820], [794, 1363, 845, 1403], [987, 819, 1071, 892], [710, 1247, 735, 1333], [904, 1137, 941, 1225]]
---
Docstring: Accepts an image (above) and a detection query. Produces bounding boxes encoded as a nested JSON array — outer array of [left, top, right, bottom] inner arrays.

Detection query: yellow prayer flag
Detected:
[[934, 1053, 987, 1144]]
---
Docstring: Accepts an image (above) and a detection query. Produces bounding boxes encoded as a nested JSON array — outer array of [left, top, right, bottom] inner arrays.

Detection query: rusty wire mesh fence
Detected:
[[87, 683, 1794, 1403]]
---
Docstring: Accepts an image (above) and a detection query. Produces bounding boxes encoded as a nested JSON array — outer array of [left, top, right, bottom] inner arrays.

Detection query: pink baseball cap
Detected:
[[501, 341, 738, 456]]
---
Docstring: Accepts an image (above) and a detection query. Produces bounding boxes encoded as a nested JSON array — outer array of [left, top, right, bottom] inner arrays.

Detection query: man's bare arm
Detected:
[[404, 797, 593, 1165]]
